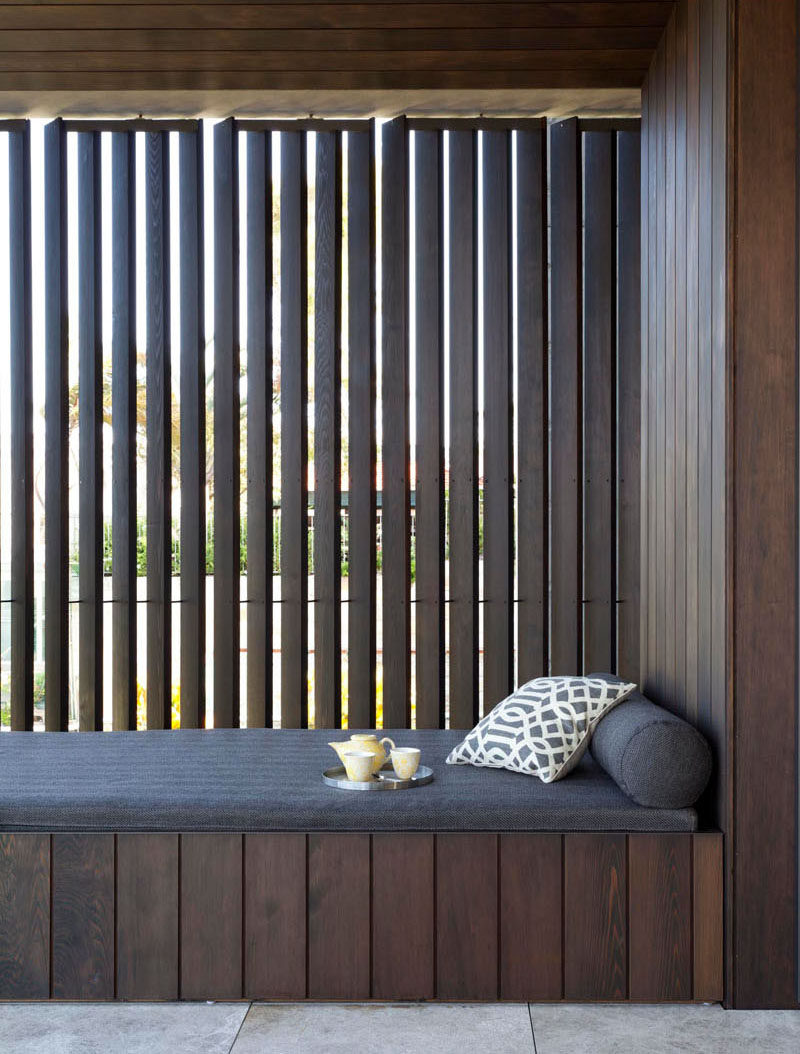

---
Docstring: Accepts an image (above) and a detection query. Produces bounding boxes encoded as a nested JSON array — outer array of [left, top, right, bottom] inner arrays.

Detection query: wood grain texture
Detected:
[[180, 833, 243, 1000], [628, 833, 691, 1001], [564, 833, 626, 1000], [447, 128, 478, 727], [307, 833, 370, 999], [116, 833, 179, 1000], [0, 834, 50, 999], [413, 129, 444, 728], [111, 131, 137, 731], [244, 833, 306, 999], [280, 129, 309, 729], [380, 117, 410, 728], [52, 833, 114, 1000], [693, 832, 723, 1002], [500, 833, 561, 1000], [345, 127, 376, 729], [372, 833, 434, 1000], [436, 833, 497, 1000]]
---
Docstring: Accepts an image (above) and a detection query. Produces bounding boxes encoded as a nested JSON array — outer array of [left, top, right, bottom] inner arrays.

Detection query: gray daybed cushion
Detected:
[[0, 728, 698, 834], [589, 675, 713, 808]]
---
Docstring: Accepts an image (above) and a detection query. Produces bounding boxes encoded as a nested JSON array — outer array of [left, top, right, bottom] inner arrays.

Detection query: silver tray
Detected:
[[323, 762, 434, 791]]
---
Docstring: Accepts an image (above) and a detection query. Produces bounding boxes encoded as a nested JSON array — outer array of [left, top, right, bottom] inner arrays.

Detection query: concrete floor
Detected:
[[0, 1001, 799, 1054]]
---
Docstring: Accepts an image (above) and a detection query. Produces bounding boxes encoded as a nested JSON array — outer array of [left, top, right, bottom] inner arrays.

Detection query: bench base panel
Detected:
[[0, 831, 723, 1003]]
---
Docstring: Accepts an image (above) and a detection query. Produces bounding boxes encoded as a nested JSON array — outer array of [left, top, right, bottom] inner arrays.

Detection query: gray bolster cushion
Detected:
[[589, 676, 712, 808]]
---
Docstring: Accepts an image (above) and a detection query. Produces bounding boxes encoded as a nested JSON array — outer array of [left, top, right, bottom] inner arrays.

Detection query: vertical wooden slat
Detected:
[[244, 833, 306, 999], [145, 130, 171, 730], [314, 130, 342, 729], [372, 832, 434, 1000], [645, 58, 659, 690], [0, 834, 50, 999], [515, 126, 547, 685], [481, 129, 512, 710], [664, 16, 677, 706], [447, 129, 478, 728], [245, 129, 271, 729], [180, 833, 242, 1000], [53, 833, 114, 999], [616, 129, 641, 683], [117, 833, 179, 1000], [44, 118, 69, 732], [346, 126, 376, 729], [582, 130, 614, 675], [307, 833, 370, 999], [111, 132, 137, 731], [629, 833, 691, 1001], [380, 116, 410, 728], [564, 833, 626, 1000], [280, 129, 308, 729], [500, 833, 562, 1000], [77, 130, 103, 731], [436, 833, 498, 1000], [8, 122, 33, 730], [549, 118, 581, 676], [213, 117, 240, 728], [638, 86, 649, 687], [654, 35, 666, 703], [693, 832, 723, 1002], [179, 125, 206, 729], [414, 129, 444, 728]]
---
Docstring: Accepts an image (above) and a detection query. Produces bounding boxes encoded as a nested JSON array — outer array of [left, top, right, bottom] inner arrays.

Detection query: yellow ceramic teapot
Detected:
[[328, 733, 396, 775]]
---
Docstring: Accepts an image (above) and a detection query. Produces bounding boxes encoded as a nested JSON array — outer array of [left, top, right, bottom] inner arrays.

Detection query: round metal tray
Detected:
[[322, 762, 434, 791]]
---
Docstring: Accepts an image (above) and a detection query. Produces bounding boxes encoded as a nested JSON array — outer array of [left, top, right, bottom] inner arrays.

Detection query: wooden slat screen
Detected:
[[0, 116, 639, 733]]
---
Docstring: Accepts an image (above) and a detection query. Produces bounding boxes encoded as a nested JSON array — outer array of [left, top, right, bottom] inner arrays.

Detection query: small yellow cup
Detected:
[[390, 747, 421, 781], [343, 751, 376, 783]]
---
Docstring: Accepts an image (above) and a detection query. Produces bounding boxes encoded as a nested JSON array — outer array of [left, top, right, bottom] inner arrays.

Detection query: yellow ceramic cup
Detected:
[[343, 751, 376, 783], [390, 747, 421, 781]]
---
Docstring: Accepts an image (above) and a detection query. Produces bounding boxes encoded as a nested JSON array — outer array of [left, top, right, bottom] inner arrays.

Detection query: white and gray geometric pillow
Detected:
[[446, 675, 637, 783]]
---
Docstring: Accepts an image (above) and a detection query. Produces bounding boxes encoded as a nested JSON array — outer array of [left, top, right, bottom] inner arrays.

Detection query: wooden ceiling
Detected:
[[0, 2, 674, 93]]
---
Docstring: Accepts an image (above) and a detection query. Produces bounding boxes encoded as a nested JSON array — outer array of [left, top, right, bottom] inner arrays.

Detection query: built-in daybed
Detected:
[[0, 727, 722, 1005]]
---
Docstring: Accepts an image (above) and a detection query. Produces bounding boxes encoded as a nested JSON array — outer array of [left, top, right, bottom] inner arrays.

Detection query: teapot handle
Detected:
[[379, 736, 396, 758]]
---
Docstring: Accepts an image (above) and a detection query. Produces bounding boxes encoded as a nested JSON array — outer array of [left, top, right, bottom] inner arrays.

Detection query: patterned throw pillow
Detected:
[[446, 676, 637, 783]]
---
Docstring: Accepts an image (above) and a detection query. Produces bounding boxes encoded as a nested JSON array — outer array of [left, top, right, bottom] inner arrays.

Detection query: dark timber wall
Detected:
[[643, 0, 800, 1010]]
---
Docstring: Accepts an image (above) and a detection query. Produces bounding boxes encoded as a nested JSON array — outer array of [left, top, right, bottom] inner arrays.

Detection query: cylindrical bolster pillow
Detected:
[[588, 677, 712, 808]]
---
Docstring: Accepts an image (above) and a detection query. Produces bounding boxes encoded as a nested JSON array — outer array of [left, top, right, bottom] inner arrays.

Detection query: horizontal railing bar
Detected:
[[235, 118, 369, 132], [407, 116, 546, 131], [0, 119, 27, 132], [62, 118, 199, 133], [577, 117, 641, 131]]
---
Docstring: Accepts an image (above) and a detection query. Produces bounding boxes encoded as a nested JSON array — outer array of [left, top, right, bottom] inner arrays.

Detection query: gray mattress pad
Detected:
[[0, 728, 698, 833]]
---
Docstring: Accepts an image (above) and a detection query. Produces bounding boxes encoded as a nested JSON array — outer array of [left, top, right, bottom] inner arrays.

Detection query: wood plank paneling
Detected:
[[380, 117, 410, 728], [564, 833, 626, 1000], [372, 833, 435, 1000], [615, 128, 640, 683], [436, 833, 497, 1000], [244, 833, 306, 999], [8, 123, 33, 731], [414, 129, 444, 728], [111, 131, 137, 731], [346, 126, 376, 729], [0, 834, 50, 999], [117, 833, 179, 1000], [629, 833, 691, 1001], [693, 832, 723, 1003], [582, 130, 614, 674], [180, 833, 242, 1000], [481, 128, 512, 710], [145, 129, 172, 730], [52, 833, 114, 999], [280, 129, 308, 729], [44, 118, 69, 732], [314, 130, 342, 730], [549, 118, 581, 676], [500, 833, 561, 1001], [244, 129, 271, 730], [213, 118, 240, 729], [515, 125, 547, 685], [77, 130, 103, 732], [179, 125, 206, 729], [307, 833, 370, 999], [447, 128, 478, 727]]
